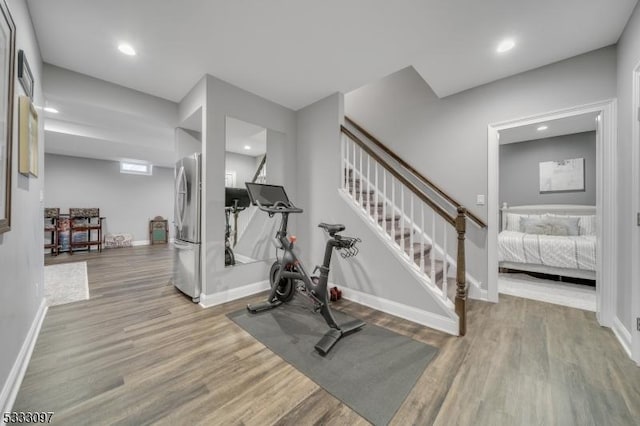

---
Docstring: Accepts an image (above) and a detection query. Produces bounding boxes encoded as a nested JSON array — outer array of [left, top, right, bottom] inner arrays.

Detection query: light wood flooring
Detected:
[[13, 245, 640, 425]]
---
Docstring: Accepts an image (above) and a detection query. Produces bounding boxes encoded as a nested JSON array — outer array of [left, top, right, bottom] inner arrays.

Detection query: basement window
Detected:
[[120, 160, 153, 176]]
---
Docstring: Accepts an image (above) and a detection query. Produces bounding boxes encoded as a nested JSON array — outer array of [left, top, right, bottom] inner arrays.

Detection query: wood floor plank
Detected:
[[12, 245, 640, 425]]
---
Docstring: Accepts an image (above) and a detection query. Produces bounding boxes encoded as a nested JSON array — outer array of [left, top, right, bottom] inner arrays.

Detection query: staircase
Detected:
[[348, 174, 455, 301], [346, 166, 456, 302], [340, 120, 485, 335]]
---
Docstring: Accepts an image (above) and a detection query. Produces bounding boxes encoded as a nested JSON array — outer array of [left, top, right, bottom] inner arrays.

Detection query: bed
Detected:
[[498, 204, 596, 280]]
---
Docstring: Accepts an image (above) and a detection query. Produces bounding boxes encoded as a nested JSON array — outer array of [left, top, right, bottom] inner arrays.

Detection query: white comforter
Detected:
[[498, 231, 596, 272]]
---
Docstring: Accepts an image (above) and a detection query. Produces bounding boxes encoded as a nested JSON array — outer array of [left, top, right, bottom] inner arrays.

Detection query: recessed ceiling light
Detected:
[[118, 43, 136, 56], [537, 125, 548, 131], [44, 107, 59, 114], [496, 38, 515, 53], [243, 145, 251, 150]]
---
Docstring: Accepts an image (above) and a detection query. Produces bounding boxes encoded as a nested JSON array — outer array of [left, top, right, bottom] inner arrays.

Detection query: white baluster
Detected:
[[351, 139, 356, 200], [341, 134, 345, 190], [366, 154, 371, 211], [442, 223, 448, 300], [382, 169, 387, 231], [400, 186, 405, 251], [359, 146, 363, 209], [391, 176, 396, 241], [431, 214, 436, 286], [420, 203, 425, 272], [410, 193, 414, 262], [374, 163, 379, 224]]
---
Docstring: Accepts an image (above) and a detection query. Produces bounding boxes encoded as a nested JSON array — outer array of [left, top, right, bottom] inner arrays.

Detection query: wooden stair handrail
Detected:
[[251, 154, 266, 183], [345, 116, 486, 228], [342, 126, 455, 227]]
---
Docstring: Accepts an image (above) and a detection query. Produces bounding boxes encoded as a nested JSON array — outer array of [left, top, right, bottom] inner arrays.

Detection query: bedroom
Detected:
[[497, 111, 600, 311]]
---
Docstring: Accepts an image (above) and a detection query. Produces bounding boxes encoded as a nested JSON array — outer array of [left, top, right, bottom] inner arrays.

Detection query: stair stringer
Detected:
[[334, 188, 459, 335]]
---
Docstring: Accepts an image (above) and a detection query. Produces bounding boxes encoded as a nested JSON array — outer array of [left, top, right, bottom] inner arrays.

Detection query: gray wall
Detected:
[[225, 152, 258, 188], [175, 127, 202, 158], [499, 132, 596, 207], [616, 2, 640, 337], [44, 154, 174, 243], [0, 0, 45, 411], [295, 93, 451, 317], [345, 46, 617, 288], [178, 75, 297, 297]]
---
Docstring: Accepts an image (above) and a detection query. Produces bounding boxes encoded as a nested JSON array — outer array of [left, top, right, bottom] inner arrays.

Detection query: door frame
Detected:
[[631, 63, 640, 365], [487, 99, 617, 329]]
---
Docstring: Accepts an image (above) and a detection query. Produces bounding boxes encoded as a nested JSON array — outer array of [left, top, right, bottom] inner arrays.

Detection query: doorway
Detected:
[[487, 100, 617, 328], [632, 65, 640, 364], [496, 113, 599, 311]]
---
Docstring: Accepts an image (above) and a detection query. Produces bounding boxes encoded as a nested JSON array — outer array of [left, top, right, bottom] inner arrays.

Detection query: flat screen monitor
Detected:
[[225, 187, 251, 208], [245, 183, 290, 207]]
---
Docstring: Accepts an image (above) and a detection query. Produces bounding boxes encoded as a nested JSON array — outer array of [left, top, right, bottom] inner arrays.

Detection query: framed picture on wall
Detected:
[[18, 96, 39, 177], [17, 50, 34, 100], [539, 158, 585, 193], [0, 0, 16, 234]]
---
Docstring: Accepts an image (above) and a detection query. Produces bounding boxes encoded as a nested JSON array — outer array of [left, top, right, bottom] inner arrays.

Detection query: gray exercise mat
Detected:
[[228, 299, 438, 425]]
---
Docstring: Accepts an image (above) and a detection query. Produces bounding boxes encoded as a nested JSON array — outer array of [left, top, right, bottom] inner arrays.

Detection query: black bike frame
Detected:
[[268, 211, 340, 329]]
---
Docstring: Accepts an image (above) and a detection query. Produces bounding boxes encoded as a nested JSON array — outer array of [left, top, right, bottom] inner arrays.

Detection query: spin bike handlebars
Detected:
[[256, 200, 303, 215]]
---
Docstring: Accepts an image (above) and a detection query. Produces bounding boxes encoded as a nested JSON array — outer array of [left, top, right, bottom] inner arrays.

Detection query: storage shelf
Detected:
[[69, 208, 103, 254]]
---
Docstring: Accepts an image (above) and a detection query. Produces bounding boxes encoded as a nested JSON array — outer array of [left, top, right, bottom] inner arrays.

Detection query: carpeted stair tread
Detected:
[[378, 214, 401, 224], [420, 258, 446, 285], [402, 241, 432, 260]]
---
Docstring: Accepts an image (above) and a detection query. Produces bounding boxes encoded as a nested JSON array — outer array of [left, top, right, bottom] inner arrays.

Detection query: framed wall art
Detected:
[[18, 50, 33, 100], [539, 157, 585, 193], [19, 96, 39, 177], [0, 0, 16, 234]]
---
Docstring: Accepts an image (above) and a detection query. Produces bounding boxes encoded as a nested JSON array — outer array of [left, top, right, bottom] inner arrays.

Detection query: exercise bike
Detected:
[[245, 182, 365, 355], [225, 187, 251, 266]]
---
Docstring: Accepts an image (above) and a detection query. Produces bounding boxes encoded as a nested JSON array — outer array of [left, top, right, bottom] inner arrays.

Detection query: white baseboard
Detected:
[[338, 285, 459, 336], [199, 281, 270, 308], [612, 317, 632, 359], [105, 239, 174, 248], [233, 254, 256, 264], [468, 281, 488, 301], [0, 299, 48, 416]]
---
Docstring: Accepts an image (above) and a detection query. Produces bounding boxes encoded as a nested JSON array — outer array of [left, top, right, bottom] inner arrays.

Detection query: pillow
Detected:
[[505, 213, 544, 232], [546, 214, 595, 236], [545, 216, 580, 236], [520, 216, 579, 236], [520, 217, 556, 235]]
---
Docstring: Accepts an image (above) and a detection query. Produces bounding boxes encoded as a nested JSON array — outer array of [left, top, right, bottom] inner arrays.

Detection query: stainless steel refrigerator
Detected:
[[172, 153, 201, 302]]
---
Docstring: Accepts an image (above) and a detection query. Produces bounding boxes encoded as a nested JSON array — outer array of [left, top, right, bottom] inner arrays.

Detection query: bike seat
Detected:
[[318, 223, 345, 235]]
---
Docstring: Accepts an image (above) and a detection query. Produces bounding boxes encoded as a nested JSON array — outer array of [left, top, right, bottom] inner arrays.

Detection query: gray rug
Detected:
[[228, 300, 438, 425], [44, 261, 90, 306]]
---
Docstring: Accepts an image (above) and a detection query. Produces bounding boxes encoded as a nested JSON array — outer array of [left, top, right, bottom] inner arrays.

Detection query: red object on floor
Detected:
[[330, 286, 342, 301]]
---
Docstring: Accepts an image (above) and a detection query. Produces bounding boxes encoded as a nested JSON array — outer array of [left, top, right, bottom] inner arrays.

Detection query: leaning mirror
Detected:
[[224, 116, 273, 267]]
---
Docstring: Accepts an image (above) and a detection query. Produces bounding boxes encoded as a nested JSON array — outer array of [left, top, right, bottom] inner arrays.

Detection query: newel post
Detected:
[[455, 206, 467, 336]]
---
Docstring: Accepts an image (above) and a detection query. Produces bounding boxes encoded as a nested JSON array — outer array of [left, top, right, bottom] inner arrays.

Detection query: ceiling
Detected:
[[27, 0, 638, 110], [29, 0, 637, 169], [226, 117, 267, 156], [499, 112, 599, 145]]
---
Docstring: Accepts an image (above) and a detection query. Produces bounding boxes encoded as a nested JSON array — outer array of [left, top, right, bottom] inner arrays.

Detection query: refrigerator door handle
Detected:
[[175, 166, 187, 231], [174, 240, 192, 250]]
